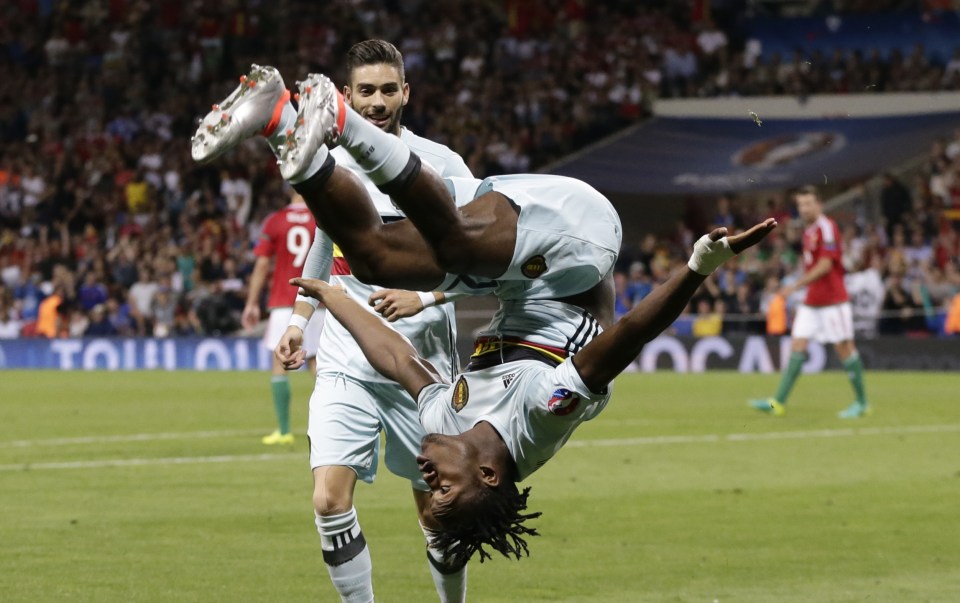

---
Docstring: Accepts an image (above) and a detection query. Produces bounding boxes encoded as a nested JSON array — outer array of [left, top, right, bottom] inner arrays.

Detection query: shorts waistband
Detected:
[[466, 336, 566, 371]]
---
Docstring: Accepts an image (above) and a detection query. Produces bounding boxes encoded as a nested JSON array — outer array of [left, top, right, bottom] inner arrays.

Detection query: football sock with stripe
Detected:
[[316, 508, 374, 603], [338, 105, 414, 188], [774, 351, 805, 404], [270, 375, 291, 435], [842, 352, 867, 405], [421, 522, 468, 603]]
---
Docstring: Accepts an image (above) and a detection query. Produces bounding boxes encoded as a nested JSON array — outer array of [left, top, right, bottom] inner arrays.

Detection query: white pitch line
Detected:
[[2, 424, 958, 473], [0, 429, 264, 449], [0, 453, 293, 472], [565, 423, 960, 448]]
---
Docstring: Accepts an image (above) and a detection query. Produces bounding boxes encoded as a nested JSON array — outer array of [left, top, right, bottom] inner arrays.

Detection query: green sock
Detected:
[[270, 376, 291, 435], [774, 352, 806, 405], [842, 353, 867, 405]]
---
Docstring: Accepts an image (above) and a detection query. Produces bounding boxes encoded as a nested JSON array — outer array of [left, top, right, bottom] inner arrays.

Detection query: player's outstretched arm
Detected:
[[290, 278, 444, 396], [573, 219, 777, 393]]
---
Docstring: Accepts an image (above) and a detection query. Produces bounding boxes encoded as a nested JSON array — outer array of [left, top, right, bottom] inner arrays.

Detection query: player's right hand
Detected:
[[275, 326, 306, 371], [368, 289, 428, 322], [241, 303, 261, 331], [723, 218, 778, 253]]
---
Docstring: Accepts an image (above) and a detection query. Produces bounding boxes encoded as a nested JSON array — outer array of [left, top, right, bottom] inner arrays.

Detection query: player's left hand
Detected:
[[721, 218, 778, 254], [368, 289, 428, 322]]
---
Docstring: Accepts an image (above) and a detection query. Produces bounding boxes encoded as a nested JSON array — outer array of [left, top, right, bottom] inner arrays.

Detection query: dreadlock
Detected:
[[430, 483, 542, 567]]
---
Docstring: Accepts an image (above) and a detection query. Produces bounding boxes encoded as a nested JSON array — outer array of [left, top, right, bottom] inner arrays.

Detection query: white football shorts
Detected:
[[442, 174, 622, 300], [307, 372, 429, 490], [791, 302, 854, 344]]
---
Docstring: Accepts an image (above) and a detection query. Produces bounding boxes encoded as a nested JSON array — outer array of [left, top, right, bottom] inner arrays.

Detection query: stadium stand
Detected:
[[0, 0, 958, 339]]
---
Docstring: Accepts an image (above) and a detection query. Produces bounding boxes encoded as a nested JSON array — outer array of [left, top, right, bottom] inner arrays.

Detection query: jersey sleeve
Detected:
[[538, 357, 611, 421], [417, 381, 454, 434], [253, 213, 277, 258], [440, 152, 473, 179], [815, 221, 842, 264]]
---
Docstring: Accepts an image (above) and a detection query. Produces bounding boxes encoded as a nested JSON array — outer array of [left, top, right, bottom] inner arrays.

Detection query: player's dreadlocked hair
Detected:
[[346, 39, 405, 83], [430, 482, 542, 567]]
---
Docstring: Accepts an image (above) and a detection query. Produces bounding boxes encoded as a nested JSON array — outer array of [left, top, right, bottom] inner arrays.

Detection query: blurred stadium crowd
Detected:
[[0, 0, 958, 339], [615, 131, 960, 338]]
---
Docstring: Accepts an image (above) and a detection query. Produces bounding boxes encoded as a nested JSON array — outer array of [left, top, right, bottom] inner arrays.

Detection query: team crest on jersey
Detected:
[[521, 255, 548, 278], [502, 373, 516, 389], [547, 388, 580, 416], [451, 376, 469, 412]]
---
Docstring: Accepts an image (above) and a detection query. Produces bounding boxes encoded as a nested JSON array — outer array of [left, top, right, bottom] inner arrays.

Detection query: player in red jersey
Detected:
[[751, 186, 870, 418], [243, 193, 324, 444]]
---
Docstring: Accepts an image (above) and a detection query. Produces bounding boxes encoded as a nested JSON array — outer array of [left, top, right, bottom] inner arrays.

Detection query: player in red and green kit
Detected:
[[751, 186, 870, 418], [243, 193, 324, 444]]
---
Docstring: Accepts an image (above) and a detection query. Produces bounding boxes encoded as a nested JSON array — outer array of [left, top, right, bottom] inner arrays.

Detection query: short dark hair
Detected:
[[430, 483, 541, 566], [345, 39, 405, 82], [795, 185, 820, 200]]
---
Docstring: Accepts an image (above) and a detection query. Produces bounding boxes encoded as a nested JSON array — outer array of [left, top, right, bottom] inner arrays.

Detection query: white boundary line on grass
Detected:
[[563, 423, 960, 448], [0, 429, 264, 448], [1, 423, 958, 472], [0, 453, 292, 472]]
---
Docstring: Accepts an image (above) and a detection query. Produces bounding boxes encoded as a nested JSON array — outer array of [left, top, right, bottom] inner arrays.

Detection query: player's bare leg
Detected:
[[281, 74, 518, 282]]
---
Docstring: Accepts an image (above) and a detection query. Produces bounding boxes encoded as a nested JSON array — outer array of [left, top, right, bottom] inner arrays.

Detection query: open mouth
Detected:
[[365, 114, 390, 129]]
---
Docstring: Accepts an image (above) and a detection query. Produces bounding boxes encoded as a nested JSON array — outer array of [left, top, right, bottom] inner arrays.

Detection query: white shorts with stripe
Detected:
[[263, 307, 325, 358], [791, 302, 854, 344]]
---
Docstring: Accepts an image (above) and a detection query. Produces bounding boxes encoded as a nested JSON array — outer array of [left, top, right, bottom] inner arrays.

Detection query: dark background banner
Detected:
[[1, 335, 956, 371]]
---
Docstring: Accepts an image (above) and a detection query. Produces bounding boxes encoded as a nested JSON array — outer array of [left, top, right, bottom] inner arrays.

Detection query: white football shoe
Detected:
[[279, 73, 345, 182], [191, 64, 289, 163]]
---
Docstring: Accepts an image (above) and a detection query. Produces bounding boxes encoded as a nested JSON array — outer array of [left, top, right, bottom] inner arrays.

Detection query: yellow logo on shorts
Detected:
[[521, 255, 548, 278], [451, 376, 469, 412]]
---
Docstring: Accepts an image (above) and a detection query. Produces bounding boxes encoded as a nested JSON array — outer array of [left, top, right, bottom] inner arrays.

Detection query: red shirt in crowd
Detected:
[[802, 215, 849, 306], [253, 204, 316, 309]]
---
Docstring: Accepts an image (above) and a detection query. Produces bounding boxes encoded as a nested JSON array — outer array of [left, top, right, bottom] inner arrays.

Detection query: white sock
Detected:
[[338, 105, 411, 186], [420, 522, 467, 603], [265, 101, 297, 157], [316, 508, 374, 603], [285, 144, 330, 184]]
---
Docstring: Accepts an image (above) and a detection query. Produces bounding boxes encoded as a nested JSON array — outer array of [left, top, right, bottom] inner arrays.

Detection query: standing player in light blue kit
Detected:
[[192, 42, 474, 602]]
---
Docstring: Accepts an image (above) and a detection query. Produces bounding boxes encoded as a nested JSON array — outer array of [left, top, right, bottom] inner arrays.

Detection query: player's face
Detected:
[[344, 64, 409, 135], [418, 433, 484, 519], [795, 193, 821, 224]]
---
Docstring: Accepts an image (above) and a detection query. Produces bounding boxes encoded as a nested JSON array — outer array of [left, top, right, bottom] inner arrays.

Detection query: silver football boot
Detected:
[[278, 73, 344, 182], [191, 64, 289, 163]]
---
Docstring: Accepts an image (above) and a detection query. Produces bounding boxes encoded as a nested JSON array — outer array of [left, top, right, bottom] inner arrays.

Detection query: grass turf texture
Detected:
[[1, 371, 958, 602]]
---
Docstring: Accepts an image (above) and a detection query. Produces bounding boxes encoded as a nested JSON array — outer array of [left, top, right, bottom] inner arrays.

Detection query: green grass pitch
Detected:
[[1, 370, 958, 602]]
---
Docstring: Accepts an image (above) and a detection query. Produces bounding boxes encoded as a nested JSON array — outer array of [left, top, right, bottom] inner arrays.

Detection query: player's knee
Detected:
[[312, 469, 355, 516], [313, 486, 354, 516]]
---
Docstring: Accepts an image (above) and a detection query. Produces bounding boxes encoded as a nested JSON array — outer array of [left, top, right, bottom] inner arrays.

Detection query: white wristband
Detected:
[[687, 233, 735, 276], [417, 291, 437, 309], [288, 314, 309, 331]]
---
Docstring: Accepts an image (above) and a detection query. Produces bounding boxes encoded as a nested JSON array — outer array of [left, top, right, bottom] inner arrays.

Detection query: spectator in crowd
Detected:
[[692, 298, 723, 337], [85, 304, 118, 337], [880, 173, 912, 238]]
